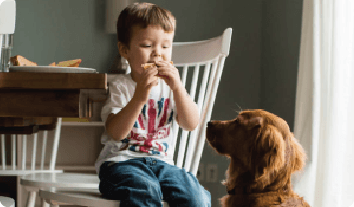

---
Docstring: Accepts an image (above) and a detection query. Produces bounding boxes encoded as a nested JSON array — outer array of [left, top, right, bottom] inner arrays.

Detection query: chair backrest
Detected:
[[170, 28, 232, 176], [111, 28, 232, 176], [0, 118, 63, 175]]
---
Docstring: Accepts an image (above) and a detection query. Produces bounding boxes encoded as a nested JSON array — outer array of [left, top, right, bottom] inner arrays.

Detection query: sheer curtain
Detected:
[[293, 0, 354, 207]]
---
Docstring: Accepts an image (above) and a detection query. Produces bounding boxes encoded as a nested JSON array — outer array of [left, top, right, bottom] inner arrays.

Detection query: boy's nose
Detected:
[[153, 47, 162, 57]]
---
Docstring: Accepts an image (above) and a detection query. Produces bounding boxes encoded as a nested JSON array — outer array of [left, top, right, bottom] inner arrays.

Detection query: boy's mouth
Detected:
[[141, 60, 173, 69], [141, 62, 156, 69]]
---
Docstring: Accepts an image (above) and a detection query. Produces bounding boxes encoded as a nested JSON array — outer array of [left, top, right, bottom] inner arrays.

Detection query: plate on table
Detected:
[[9, 66, 97, 73]]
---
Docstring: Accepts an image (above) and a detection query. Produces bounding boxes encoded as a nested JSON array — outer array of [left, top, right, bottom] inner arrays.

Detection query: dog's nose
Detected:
[[207, 121, 214, 129]]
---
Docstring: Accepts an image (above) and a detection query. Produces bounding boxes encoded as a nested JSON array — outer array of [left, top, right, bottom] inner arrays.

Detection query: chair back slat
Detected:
[[189, 63, 200, 101], [11, 135, 15, 170], [196, 61, 212, 115], [31, 133, 38, 170], [22, 135, 27, 170], [1, 135, 5, 170], [181, 65, 188, 88], [176, 130, 189, 168], [171, 113, 179, 153], [40, 130, 48, 170], [0, 118, 63, 174], [50, 118, 62, 171]]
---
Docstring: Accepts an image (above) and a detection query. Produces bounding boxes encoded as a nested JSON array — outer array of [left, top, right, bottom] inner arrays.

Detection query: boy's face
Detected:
[[118, 24, 174, 80]]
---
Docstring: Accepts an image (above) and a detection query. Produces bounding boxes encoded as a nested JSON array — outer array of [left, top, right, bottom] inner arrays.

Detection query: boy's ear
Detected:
[[118, 42, 129, 62]]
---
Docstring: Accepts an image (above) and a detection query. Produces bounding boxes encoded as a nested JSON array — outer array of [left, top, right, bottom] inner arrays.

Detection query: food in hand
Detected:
[[141, 61, 173, 80], [141, 61, 173, 69]]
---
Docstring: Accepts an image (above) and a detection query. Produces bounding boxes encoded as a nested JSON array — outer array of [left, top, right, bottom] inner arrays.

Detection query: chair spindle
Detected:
[[1, 134, 5, 170]]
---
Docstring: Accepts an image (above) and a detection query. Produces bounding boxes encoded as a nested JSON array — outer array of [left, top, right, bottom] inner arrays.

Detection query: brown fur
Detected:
[[206, 109, 310, 207]]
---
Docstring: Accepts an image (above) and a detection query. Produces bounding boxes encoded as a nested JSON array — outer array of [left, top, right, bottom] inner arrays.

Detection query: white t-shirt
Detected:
[[95, 74, 177, 174]]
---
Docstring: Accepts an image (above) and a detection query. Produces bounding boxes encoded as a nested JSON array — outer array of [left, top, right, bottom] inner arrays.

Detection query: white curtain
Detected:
[[293, 0, 354, 207]]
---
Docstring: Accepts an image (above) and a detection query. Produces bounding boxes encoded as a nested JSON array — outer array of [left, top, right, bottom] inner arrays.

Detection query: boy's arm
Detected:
[[106, 65, 159, 141], [105, 96, 145, 141], [173, 85, 199, 131], [155, 60, 199, 131]]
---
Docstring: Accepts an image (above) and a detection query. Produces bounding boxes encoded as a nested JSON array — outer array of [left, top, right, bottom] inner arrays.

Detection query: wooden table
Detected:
[[0, 72, 107, 134]]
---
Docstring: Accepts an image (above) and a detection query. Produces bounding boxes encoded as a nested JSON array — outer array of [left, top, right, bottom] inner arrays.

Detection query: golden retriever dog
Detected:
[[206, 109, 310, 207]]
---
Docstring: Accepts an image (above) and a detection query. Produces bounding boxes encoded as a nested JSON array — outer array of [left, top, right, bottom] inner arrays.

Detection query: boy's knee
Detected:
[[167, 190, 211, 207], [99, 176, 161, 199], [189, 191, 211, 207]]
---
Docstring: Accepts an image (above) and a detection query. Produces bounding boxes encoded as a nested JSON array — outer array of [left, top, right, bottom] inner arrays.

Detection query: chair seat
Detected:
[[39, 189, 170, 207], [0, 169, 63, 176], [0, 196, 15, 207], [20, 172, 100, 207], [20, 172, 99, 188]]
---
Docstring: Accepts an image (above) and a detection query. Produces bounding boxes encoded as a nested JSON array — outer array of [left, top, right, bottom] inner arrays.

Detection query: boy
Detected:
[[95, 2, 211, 207]]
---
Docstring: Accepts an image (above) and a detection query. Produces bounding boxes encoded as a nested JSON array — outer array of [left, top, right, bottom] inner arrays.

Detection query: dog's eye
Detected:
[[234, 119, 239, 124]]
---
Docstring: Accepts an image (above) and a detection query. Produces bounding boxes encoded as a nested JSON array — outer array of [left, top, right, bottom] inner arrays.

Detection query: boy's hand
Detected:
[[133, 65, 159, 103], [156, 60, 182, 91]]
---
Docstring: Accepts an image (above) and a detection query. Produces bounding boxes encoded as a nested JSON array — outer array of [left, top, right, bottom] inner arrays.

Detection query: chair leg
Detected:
[[41, 198, 50, 207], [26, 191, 36, 207]]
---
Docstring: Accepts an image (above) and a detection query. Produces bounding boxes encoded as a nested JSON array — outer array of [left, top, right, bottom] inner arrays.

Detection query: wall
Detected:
[[260, 0, 303, 131], [9, 0, 303, 206]]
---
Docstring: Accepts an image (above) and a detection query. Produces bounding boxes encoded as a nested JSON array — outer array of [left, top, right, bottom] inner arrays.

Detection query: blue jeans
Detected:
[[99, 158, 211, 207]]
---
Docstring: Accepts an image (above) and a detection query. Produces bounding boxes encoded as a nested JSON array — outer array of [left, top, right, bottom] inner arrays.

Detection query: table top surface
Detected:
[[0, 72, 107, 90]]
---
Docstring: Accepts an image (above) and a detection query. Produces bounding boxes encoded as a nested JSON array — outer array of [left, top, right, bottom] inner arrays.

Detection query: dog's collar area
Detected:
[[227, 186, 250, 195], [227, 185, 290, 196]]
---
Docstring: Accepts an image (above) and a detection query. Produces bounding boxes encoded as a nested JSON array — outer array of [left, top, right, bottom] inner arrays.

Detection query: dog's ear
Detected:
[[252, 125, 285, 180], [290, 134, 306, 172]]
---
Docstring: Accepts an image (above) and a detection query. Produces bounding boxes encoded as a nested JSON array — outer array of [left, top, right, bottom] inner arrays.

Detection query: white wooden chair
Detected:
[[39, 27, 233, 207], [0, 118, 63, 206], [21, 172, 99, 207]]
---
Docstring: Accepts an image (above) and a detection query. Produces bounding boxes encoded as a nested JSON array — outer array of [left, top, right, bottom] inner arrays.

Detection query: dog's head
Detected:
[[206, 109, 306, 187]]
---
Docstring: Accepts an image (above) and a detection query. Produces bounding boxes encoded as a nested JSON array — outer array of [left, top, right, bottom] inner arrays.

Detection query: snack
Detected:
[[10, 55, 38, 66], [10, 55, 82, 67], [56, 59, 82, 67], [141, 61, 173, 69]]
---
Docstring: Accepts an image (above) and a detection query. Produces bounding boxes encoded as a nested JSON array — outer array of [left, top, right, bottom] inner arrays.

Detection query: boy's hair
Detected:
[[117, 2, 176, 49]]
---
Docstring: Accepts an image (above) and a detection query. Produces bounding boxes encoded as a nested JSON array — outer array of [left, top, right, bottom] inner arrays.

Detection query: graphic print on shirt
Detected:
[[120, 98, 174, 156]]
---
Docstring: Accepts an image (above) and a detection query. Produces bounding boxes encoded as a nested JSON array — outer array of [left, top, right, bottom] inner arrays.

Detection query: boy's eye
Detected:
[[140, 44, 170, 48]]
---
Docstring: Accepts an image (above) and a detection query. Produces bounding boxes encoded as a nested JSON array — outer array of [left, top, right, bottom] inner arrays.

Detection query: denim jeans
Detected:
[[99, 158, 211, 207]]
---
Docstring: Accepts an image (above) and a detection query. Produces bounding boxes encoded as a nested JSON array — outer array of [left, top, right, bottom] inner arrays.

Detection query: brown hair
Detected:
[[117, 2, 176, 49]]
